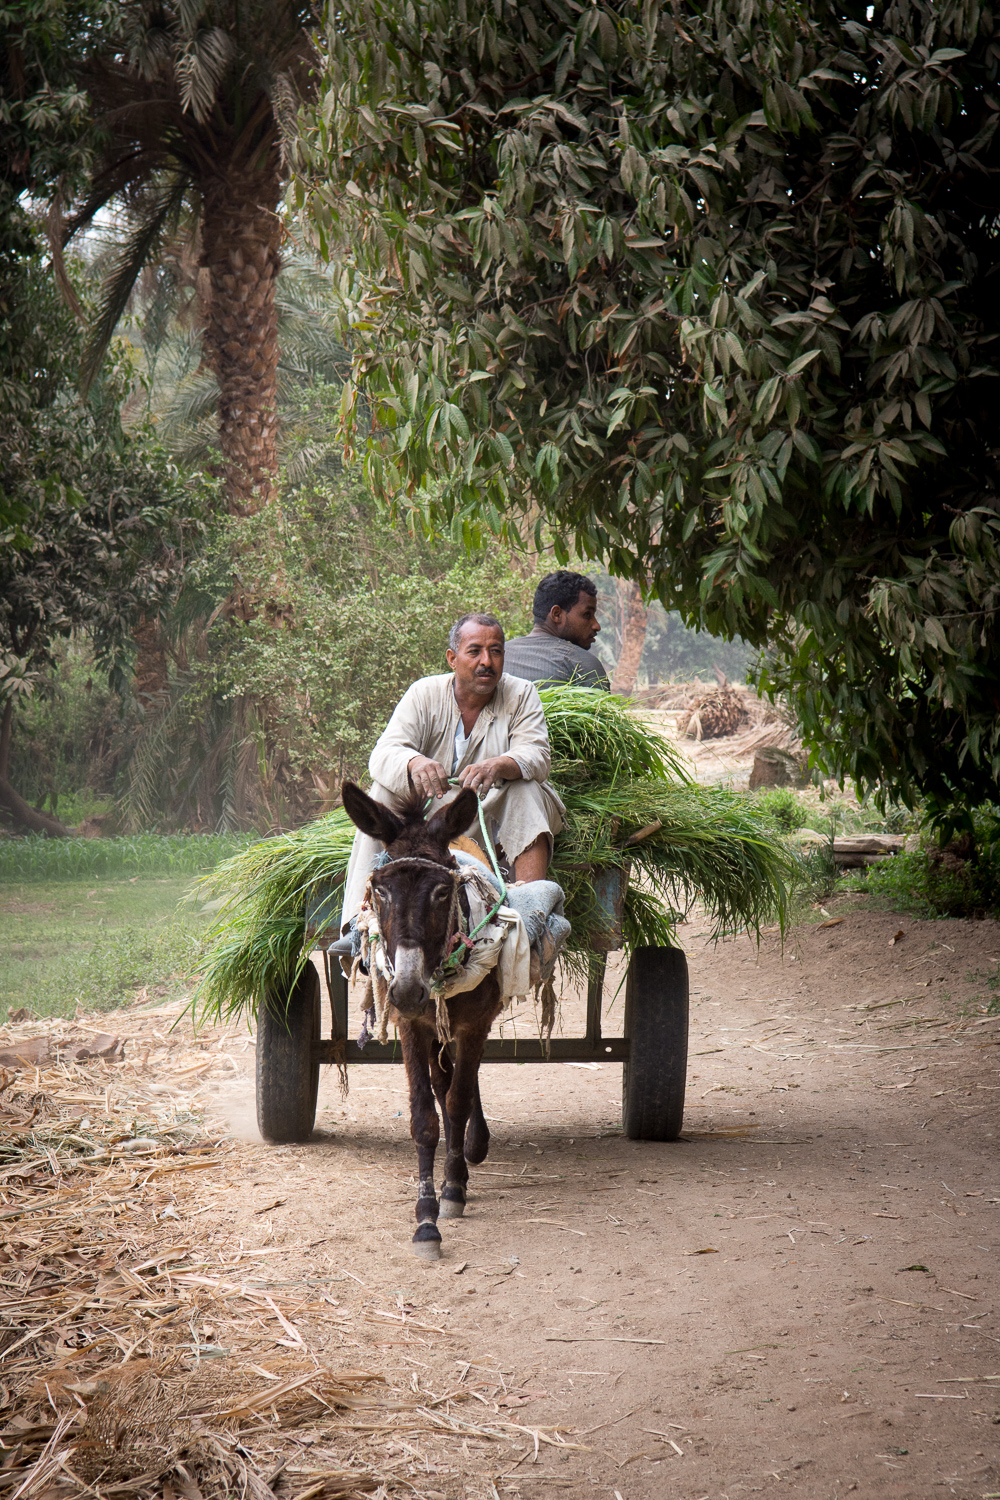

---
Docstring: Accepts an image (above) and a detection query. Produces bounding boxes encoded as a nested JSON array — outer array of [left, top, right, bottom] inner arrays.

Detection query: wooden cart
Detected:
[[255, 876, 689, 1147]]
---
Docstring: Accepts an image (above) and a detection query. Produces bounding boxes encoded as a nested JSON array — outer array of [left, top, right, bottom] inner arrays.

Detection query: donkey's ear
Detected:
[[427, 787, 478, 847], [341, 782, 405, 846]]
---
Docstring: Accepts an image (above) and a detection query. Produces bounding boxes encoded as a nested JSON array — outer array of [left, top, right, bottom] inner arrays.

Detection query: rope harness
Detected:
[[352, 790, 510, 1047]]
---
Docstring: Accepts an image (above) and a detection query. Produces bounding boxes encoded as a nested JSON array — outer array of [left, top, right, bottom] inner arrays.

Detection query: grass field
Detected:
[[0, 875, 210, 1021]]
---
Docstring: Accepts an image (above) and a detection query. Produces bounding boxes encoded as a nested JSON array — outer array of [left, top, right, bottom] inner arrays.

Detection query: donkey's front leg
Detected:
[[429, 1044, 455, 1153], [400, 1021, 442, 1260]]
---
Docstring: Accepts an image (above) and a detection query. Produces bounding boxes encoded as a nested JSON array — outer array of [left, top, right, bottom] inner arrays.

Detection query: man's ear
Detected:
[[427, 788, 478, 846], [341, 782, 405, 846]]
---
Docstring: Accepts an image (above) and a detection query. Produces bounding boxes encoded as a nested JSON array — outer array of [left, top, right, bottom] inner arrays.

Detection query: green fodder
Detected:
[[553, 780, 796, 955], [0, 833, 253, 882], [192, 686, 794, 1022], [192, 811, 356, 1023], [537, 684, 690, 786], [542, 688, 794, 953]]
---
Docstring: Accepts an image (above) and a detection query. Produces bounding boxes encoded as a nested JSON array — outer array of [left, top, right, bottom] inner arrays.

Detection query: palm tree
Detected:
[[126, 248, 350, 483], [67, 0, 315, 514]]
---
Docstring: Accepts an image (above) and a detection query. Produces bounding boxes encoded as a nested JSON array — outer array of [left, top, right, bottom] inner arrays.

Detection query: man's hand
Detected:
[[407, 755, 451, 799], [456, 755, 521, 796]]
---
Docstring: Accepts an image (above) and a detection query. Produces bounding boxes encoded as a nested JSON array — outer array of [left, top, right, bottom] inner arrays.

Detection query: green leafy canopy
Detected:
[[295, 0, 1000, 825]]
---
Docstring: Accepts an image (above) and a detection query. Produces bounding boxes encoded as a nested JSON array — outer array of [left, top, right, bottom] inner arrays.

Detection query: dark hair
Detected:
[[448, 612, 505, 651], [532, 570, 597, 623]]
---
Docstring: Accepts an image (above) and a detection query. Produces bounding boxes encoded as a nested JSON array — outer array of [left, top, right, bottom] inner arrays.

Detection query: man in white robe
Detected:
[[340, 613, 565, 929]]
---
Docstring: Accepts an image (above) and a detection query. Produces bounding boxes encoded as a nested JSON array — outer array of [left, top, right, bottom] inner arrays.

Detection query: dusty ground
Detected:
[[5, 897, 999, 1498]]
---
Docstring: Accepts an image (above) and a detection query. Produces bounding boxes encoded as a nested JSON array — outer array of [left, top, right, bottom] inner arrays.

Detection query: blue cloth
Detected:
[[452, 852, 570, 982]]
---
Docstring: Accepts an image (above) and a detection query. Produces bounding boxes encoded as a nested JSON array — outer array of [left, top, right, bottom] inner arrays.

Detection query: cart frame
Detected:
[[314, 954, 626, 1067], [256, 882, 690, 1144]]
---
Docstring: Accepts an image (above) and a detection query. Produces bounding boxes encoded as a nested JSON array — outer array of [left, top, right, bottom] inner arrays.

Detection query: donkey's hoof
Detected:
[[412, 1238, 441, 1260], [413, 1222, 442, 1260], [464, 1127, 490, 1165], [439, 1183, 466, 1219]]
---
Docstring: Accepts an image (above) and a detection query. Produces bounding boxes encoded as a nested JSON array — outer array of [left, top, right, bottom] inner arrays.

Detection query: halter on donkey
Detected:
[[341, 781, 506, 1260]]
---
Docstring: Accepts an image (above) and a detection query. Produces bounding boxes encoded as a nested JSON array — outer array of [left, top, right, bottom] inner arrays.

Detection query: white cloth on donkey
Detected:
[[434, 865, 532, 1001], [351, 856, 570, 1048]]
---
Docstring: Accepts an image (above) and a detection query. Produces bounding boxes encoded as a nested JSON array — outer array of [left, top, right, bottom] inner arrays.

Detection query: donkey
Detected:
[[341, 781, 504, 1260]]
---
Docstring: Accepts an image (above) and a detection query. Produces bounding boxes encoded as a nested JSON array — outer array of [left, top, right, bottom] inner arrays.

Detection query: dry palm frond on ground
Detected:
[[0, 1026, 581, 1500], [192, 687, 795, 1024], [639, 681, 800, 763]]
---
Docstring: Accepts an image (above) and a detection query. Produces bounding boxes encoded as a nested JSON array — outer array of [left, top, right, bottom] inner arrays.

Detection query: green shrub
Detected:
[[751, 787, 809, 834], [855, 849, 989, 919], [847, 810, 1000, 918]]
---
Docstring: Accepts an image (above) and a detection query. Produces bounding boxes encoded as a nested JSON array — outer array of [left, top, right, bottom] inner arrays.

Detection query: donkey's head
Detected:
[[341, 782, 478, 1015]]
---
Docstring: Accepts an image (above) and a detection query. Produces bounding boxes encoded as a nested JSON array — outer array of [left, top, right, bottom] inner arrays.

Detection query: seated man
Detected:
[[340, 613, 565, 929], [503, 570, 610, 690]]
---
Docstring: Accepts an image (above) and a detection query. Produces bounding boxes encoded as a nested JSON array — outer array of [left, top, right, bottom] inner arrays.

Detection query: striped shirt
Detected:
[[503, 634, 610, 691]]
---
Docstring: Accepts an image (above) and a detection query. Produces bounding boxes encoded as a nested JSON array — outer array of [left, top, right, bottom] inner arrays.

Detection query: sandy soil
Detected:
[[83, 895, 994, 1500], [9, 894, 1000, 1494]]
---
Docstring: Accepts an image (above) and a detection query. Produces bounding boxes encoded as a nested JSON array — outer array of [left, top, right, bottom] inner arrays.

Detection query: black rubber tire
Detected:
[[256, 963, 321, 1144], [622, 945, 689, 1141]]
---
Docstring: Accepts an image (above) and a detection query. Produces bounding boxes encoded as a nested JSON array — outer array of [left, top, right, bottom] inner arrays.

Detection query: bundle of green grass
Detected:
[[193, 685, 795, 1022]]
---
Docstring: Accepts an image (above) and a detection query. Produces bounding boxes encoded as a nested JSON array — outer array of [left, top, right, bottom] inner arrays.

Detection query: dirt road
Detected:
[[7, 899, 999, 1498], [169, 898, 995, 1499]]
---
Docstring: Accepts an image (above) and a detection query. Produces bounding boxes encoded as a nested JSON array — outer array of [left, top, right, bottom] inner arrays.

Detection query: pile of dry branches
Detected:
[[637, 680, 799, 760], [0, 1018, 583, 1500]]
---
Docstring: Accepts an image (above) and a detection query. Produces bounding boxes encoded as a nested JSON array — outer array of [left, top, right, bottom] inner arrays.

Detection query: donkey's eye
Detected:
[[432, 886, 450, 902]]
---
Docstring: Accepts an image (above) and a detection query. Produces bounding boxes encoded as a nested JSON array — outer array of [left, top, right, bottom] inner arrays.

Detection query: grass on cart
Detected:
[[192, 687, 795, 1026]]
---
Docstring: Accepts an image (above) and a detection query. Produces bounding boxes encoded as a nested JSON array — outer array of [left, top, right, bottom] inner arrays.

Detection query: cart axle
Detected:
[[314, 1036, 630, 1066]]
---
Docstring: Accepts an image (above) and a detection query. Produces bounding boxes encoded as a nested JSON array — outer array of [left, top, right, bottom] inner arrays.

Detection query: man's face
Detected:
[[446, 624, 505, 698], [550, 590, 600, 650]]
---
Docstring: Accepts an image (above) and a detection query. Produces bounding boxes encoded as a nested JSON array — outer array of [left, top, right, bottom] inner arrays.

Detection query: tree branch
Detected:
[[0, 774, 72, 837]]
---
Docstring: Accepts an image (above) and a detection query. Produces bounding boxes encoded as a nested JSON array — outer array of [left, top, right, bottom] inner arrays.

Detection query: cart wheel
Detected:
[[256, 962, 321, 1144], [622, 946, 689, 1141]]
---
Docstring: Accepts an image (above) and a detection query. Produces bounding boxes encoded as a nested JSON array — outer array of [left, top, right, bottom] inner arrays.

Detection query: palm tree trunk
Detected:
[[610, 581, 649, 695], [200, 159, 283, 515], [133, 615, 170, 716], [0, 701, 71, 836]]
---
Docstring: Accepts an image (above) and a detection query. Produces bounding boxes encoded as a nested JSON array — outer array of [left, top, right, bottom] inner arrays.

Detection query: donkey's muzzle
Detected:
[[389, 945, 431, 1015]]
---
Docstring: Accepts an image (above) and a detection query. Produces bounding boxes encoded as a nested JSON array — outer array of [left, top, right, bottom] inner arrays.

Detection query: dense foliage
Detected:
[[0, 246, 206, 834], [297, 0, 1000, 824], [118, 475, 537, 831], [2, 1, 116, 531], [2, 0, 103, 210], [70, 0, 318, 511], [5, 642, 121, 822]]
